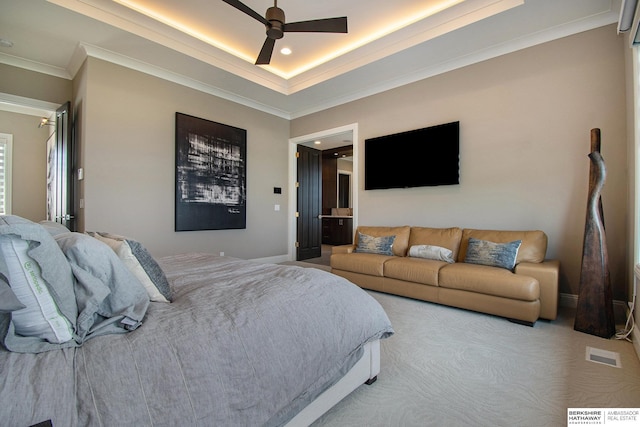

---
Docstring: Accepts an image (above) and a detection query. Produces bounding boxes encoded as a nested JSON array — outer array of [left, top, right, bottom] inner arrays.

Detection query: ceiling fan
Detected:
[[221, 0, 348, 65]]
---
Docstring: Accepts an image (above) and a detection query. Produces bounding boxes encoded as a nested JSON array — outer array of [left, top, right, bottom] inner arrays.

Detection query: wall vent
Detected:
[[585, 346, 621, 368]]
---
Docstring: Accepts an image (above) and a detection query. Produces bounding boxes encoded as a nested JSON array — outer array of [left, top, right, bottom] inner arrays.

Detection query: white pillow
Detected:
[[0, 234, 73, 343], [408, 244, 455, 263], [86, 232, 170, 303]]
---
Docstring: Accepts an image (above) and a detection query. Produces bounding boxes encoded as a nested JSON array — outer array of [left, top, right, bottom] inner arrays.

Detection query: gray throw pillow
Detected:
[[126, 239, 172, 302], [355, 232, 395, 256], [464, 238, 522, 270]]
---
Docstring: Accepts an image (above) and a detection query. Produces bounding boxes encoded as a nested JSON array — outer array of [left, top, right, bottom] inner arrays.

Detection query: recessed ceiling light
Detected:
[[0, 39, 14, 48], [280, 47, 292, 56], [314, 140, 321, 145]]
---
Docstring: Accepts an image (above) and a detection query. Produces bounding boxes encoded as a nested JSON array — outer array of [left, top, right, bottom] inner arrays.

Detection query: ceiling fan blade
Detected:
[[284, 17, 347, 33], [221, 0, 270, 26], [255, 37, 276, 65]]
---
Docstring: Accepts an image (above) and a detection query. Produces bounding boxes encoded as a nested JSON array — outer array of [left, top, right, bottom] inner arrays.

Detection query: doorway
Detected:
[[288, 123, 359, 261], [49, 101, 77, 231], [0, 92, 59, 220], [296, 144, 322, 260]]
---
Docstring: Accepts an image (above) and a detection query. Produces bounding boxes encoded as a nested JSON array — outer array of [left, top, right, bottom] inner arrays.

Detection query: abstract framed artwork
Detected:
[[175, 112, 247, 231]]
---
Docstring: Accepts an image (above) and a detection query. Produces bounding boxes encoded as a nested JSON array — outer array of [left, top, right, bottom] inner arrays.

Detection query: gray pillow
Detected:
[[54, 232, 149, 340], [0, 278, 25, 312], [0, 234, 73, 343], [464, 238, 522, 270], [38, 220, 70, 236], [408, 244, 455, 263], [0, 215, 78, 353], [126, 239, 172, 302], [86, 231, 172, 302]]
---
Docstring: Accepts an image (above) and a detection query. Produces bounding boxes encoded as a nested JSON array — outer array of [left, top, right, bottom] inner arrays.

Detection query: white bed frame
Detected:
[[285, 340, 381, 426]]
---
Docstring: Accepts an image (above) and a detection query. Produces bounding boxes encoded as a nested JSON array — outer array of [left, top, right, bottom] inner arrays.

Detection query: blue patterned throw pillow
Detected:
[[464, 238, 522, 270], [355, 232, 395, 256]]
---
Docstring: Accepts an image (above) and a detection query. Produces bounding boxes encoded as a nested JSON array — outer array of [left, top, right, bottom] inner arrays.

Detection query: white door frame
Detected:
[[0, 133, 13, 215], [288, 123, 359, 260]]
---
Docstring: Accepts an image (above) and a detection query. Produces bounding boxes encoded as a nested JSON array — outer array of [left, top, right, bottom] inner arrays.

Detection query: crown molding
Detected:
[[0, 52, 71, 80], [286, 0, 523, 94], [77, 43, 292, 119], [48, 0, 290, 93], [0, 92, 59, 117], [290, 2, 621, 118]]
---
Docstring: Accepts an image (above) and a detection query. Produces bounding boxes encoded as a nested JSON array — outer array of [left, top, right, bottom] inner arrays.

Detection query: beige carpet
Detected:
[[305, 290, 640, 426]]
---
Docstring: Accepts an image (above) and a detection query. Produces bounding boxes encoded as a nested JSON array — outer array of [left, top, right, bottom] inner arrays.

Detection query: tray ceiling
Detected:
[[0, 0, 623, 118]]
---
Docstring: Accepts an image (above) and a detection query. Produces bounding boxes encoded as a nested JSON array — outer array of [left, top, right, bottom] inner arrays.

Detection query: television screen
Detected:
[[364, 121, 459, 190]]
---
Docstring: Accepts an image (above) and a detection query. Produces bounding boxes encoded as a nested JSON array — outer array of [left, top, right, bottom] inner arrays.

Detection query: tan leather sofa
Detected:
[[330, 226, 559, 325]]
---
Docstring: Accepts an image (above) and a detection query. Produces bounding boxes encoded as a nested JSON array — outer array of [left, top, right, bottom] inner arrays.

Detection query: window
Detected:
[[0, 133, 13, 215]]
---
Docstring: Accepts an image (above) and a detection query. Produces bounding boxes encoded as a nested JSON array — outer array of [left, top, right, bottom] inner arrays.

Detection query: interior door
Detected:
[[48, 101, 76, 231], [296, 145, 322, 260]]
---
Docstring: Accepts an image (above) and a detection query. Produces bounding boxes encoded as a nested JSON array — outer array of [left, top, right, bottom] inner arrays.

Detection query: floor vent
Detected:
[[585, 346, 621, 368]]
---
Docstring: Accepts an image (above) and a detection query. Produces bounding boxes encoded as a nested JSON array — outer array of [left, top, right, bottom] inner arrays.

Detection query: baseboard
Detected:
[[251, 254, 291, 264], [560, 293, 630, 326], [560, 293, 578, 308]]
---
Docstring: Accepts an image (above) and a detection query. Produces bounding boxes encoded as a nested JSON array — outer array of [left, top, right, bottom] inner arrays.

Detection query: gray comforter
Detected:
[[0, 253, 394, 426]]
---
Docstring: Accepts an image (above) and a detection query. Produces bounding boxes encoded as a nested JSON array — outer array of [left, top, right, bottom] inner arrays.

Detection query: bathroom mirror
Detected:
[[338, 159, 353, 208], [338, 171, 352, 209]]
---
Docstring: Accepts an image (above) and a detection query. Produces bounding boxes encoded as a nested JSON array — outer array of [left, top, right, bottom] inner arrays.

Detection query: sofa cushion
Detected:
[[409, 227, 463, 259], [438, 263, 539, 301], [330, 252, 394, 277], [457, 229, 547, 264], [464, 238, 521, 270], [354, 232, 395, 255], [384, 257, 447, 286], [355, 226, 410, 257]]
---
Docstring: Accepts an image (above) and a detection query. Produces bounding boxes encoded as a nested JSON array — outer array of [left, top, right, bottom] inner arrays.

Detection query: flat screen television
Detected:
[[364, 121, 459, 190]]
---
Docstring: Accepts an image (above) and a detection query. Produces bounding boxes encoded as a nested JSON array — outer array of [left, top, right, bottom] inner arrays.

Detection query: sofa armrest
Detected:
[[332, 244, 355, 254], [515, 260, 559, 320]]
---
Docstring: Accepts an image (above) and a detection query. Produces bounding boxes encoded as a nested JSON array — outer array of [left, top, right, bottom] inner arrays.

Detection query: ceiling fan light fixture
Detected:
[[265, 6, 285, 39], [222, 0, 347, 65]]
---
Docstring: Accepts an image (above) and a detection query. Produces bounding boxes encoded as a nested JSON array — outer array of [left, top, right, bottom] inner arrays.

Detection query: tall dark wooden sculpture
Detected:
[[574, 128, 615, 338]]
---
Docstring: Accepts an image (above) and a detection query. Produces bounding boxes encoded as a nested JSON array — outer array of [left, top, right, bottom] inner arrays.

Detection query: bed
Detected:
[[0, 216, 394, 426]]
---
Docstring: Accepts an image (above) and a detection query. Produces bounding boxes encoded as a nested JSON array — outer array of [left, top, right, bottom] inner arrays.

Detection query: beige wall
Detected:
[[0, 63, 71, 105], [0, 110, 51, 221], [76, 58, 290, 259], [72, 60, 88, 233], [291, 25, 629, 300]]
